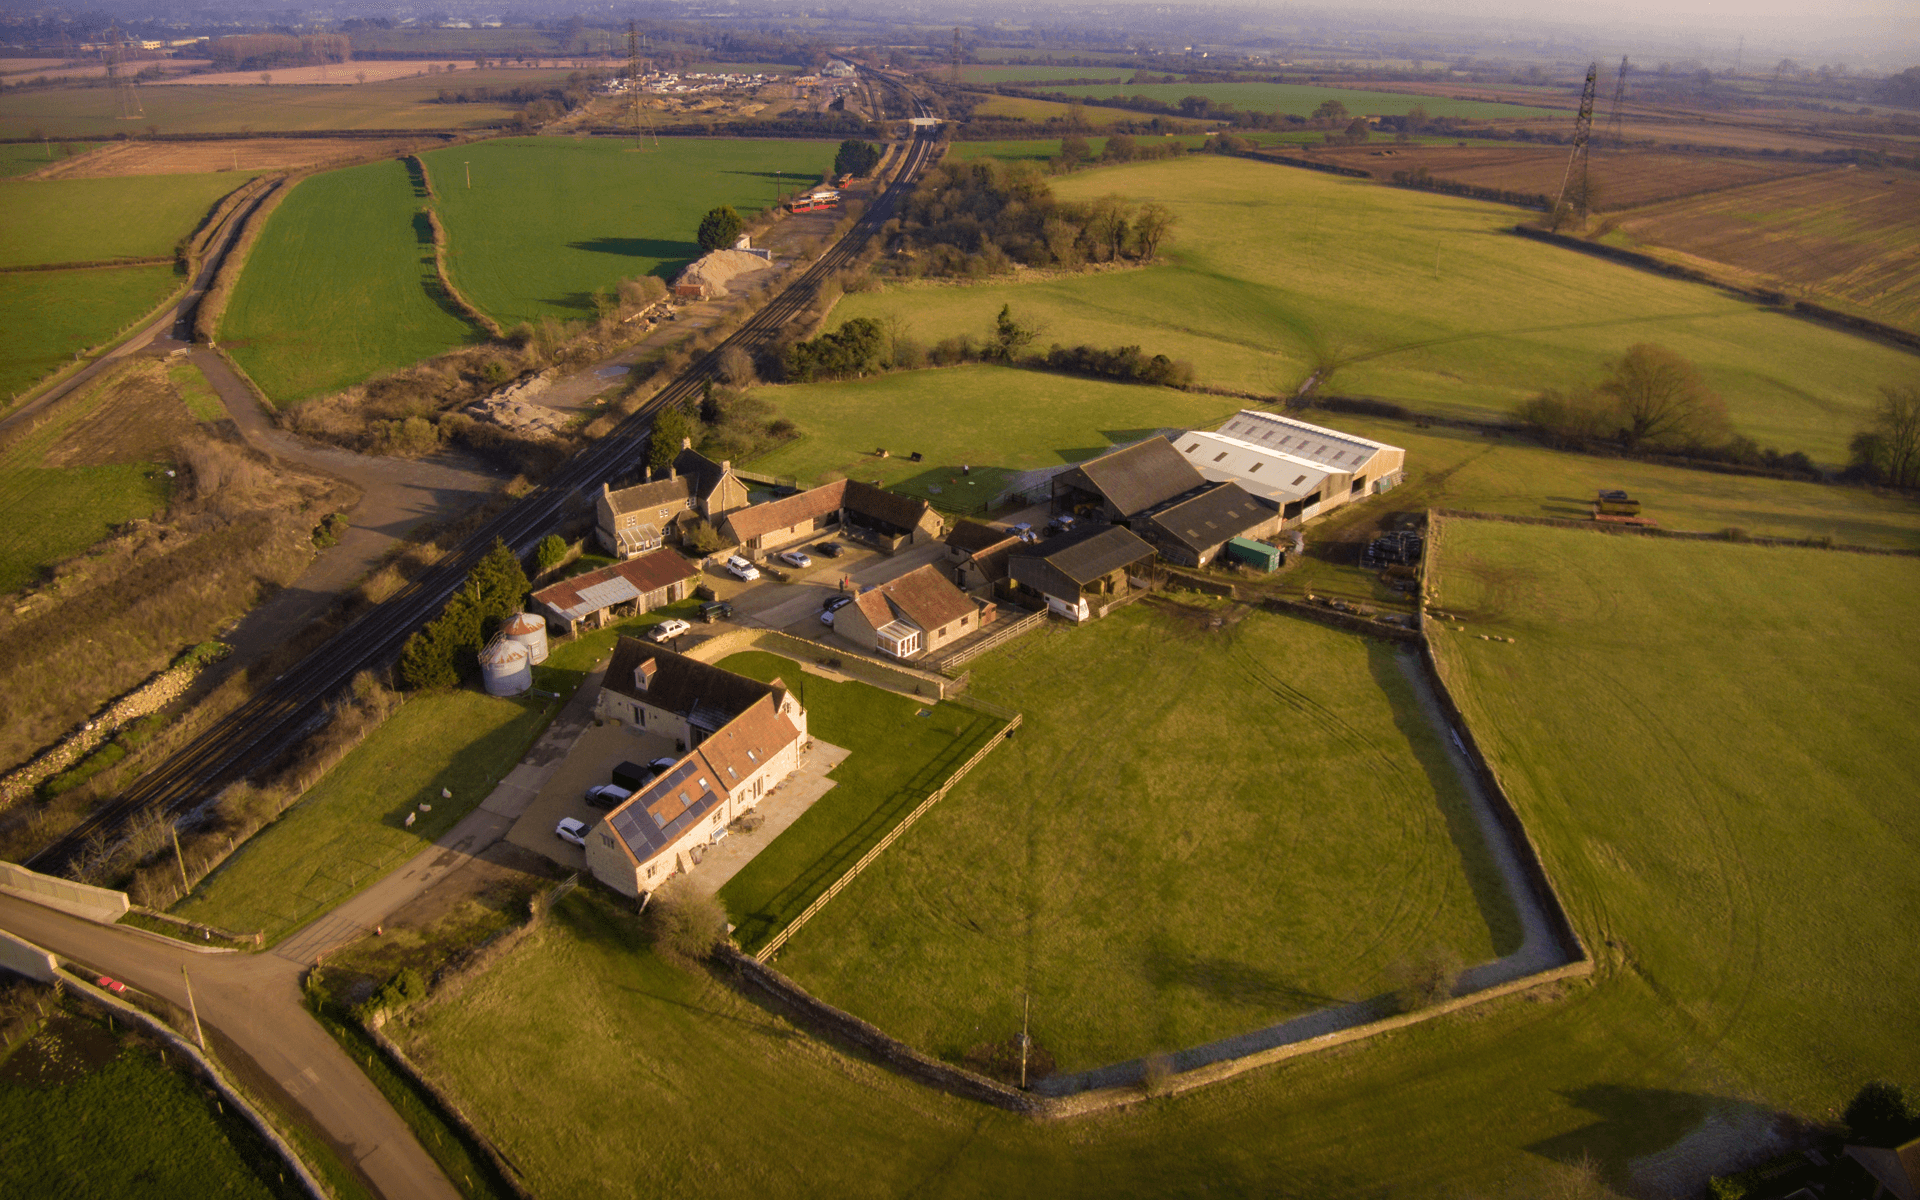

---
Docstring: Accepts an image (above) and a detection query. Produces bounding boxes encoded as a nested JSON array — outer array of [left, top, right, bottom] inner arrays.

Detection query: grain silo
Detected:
[[478, 636, 532, 697], [502, 612, 549, 664]]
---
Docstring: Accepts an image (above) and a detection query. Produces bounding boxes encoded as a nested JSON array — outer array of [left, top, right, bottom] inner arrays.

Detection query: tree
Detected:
[[646, 885, 728, 963], [470, 538, 530, 622], [1404, 103, 1429, 132], [1057, 134, 1091, 170], [1311, 98, 1349, 125], [1598, 344, 1728, 449], [535, 534, 567, 573], [1102, 133, 1137, 162], [1132, 202, 1175, 259], [695, 205, 743, 252], [1343, 116, 1372, 144], [784, 317, 884, 381], [833, 138, 880, 177], [1858, 384, 1920, 487], [1178, 94, 1212, 118], [989, 304, 1036, 362], [1844, 1081, 1920, 1146], [649, 406, 695, 470]]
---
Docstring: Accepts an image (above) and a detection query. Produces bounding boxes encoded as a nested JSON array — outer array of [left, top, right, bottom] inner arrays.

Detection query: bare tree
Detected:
[[1132, 202, 1175, 259], [1868, 384, 1920, 487], [1598, 344, 1728, 448]]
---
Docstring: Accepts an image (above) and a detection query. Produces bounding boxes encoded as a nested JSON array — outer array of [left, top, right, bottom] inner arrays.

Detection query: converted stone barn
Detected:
[[1134, 481, 1281, 568], [1008, 526, 1157, 622], [595, 442, 750, 557], [944, 520, 1022, 595], [585, 639, 810, 898], [833, 563, 991, 661], [1175, 411, 1404, 526], [720, 478, 943, 558], [530, 548, 697, 634]]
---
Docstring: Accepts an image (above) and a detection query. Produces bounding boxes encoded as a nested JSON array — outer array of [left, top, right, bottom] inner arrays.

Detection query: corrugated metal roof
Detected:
[[1211, 411, 1400, 475], [1175, 431, 1330, 505]]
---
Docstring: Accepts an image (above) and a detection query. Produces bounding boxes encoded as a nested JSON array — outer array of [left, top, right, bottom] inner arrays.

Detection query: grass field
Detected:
[[0, 173, 251, 266], [0, 140, 93, 176], [0, 1009, 301, 1199], [0, 362, 177, 592], [955, 66, 1134, 85], [167, 358, 227, 421], [741, 364, 1242, 505], [1039, 80, 1559, 119], [829, 156, 1917, 464], [421, 137, 839, 328], [950, 134, 1216, 162], [1306, 144, 1822, 209], [1612, 167, 1920, 333], [713, 651, 1007, 951], [220, 160, 487, 403], [761, 606, 1514, 1071], [173, 689, 554, 942], [0, 70, 584, 137], [0, 263, 180, 401], [970, 94, 1140, 125], [1427, 520, 1920, 1110]]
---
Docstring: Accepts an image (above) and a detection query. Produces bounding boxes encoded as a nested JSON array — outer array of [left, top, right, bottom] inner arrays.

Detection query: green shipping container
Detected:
[[1226, 536, 1281, 573]]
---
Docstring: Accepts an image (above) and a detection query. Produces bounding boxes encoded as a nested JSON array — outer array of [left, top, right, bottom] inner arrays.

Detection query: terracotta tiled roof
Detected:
[[694, 694, 801, 794], [865, 563, 975, 632], [722, 478, 849, 542], [530, 549, 696, 621]]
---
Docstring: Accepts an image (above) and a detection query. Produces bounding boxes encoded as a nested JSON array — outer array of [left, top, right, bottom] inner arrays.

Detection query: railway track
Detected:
[[28, 92, 941, 877]]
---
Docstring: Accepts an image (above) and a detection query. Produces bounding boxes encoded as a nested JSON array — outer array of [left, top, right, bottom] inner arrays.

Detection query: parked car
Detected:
[[584, 784, 632, 810], [646, 618, 691, 643], [700, 600, 733, 623], [777, 549, 813, 569], [95, 975, 126, 994], [555, 817, 588, 847], [823, 594, 854, 612], [813, 541, 844, 558], [1046, 515, 1078, 537], [819, 609, 836, 626], [726, 555, 760, 581], [648, 756, 678, 773]]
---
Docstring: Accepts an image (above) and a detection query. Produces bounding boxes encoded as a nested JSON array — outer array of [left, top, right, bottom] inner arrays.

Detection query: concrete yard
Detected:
[[505, 720, 681, 873], [680, 740, 850, 898]]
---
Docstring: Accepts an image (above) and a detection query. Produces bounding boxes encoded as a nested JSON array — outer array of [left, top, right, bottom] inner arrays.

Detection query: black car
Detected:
[[813, 541, 844, 558], [700, 600, 733, 623], [823, 594, 854, 613]]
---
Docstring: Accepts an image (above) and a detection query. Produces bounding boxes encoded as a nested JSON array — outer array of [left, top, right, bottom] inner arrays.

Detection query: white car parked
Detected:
[[555, 817, 588, 847], [777, 549, 813, 569], [647, 618, 691, 643], [726, 555, 760, 581]]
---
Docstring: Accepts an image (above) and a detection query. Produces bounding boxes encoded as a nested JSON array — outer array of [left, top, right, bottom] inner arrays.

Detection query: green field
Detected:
[[0, 141, 93, 176], [0, 71, 581, 137], [742, 364, 1241, 506], [221, 160, 487, 403], [167, 358, 227, 421], [0, 264, 180, 401], [950, 134, 1216, 161], [0, 369, 173, 592], [955, 66, 1133, 85], [0, 1010, 301, 1199], [760, 607, 1515, 1071], [830, 156, 1917, 464], [1428, 520, 1920, 1109], [0, 173, 250, 266], [1041, 80, 1559, 120], [713, 652, 1006, 951], [173, 689, 553, 941], [970, 94, 1139, 125], [422, 136, 838, 328]]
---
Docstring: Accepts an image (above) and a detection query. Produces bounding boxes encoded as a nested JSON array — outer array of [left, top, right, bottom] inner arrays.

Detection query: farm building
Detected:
[[833, 563, 992, 661], [944, 520, 1022, 594], [1134, 481, 1281, 567], [585, 639, 810, 898], [1176, 412, 1404, 526], [595, 443, 749, 557], [720, 478, 943, 558], [529, 548, 697, 634], [1051, 436, 1209, 523], [1008, 526, 1157, 622]]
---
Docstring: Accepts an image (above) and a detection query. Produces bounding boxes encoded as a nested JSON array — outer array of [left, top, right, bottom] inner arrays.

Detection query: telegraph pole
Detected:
[[180, 966, 206, 1049], [170, 823, 189, 894]]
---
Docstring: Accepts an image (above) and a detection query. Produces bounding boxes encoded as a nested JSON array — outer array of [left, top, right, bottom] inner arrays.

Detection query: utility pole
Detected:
[[1019, 992, 1031, 1089], [465, 160, 471, 188], [170, 823, 189, 894], [180, 965, 206, 1049]]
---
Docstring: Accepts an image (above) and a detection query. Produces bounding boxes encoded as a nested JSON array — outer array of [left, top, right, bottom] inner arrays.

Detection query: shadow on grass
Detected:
[[1524, 1084, 1768, 1191], [1367, 642, 1523, 957], [567, 236, 695, 261], [1142, 940, 1345, 1012]]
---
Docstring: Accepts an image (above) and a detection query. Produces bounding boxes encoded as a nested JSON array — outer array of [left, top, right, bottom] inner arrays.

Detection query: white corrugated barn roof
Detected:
[[1212, 410, 1399, 475], [1173, 431, 1330, 505]]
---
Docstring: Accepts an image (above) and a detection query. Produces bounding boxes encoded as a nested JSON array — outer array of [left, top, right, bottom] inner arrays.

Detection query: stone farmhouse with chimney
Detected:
[[585, 638, 810, 898], [596, 442, 750, 558]]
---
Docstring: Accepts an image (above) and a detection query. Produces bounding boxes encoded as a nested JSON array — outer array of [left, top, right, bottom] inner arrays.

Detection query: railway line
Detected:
[[28, 84, 941, 877]]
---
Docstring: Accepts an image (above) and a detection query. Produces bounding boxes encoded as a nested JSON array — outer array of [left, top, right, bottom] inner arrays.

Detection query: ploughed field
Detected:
[[26, 136, 443, 179], [1426, 519, 1920, 1111], [1033, 79, 1559, 120], [830, 155, 1914, 464], [1610, 166, 1920, 333], [759, 606, 1518, 1072]]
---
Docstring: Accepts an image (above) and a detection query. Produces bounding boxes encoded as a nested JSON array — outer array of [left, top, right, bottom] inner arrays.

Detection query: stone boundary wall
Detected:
[[366, 1022, 538, 1200], [682, 626, 963, 699], [0, 861, 130, 924], [55, 968, 329, 1200], [0, 654, 213, 809], [0, 930, 58, 981], [1431, 507, 1920, 557], [1258, 596, 1422, 643]]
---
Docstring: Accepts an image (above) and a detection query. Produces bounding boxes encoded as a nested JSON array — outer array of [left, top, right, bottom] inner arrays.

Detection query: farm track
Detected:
[[27, 81, 941, 877]]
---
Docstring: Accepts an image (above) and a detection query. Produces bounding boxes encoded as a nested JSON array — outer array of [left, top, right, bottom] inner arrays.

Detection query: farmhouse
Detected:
[[1051, 436, 1208, 523], [833, 563, 991, 661], [720, 478, 943, 558], [944, 520, 1022, 594], [1135, 482, 1281, 567], [1177, 412, 1405, 525], [585, 639, 810, 898], [1008, 526, 1157, 622], [530, 548, 697, 634], [594, 444, 747, 558]]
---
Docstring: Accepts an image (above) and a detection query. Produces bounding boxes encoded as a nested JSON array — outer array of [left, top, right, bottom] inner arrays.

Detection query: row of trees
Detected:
[[890, 159, 1175, 277], [1846, 385, 1920, 487], [397, 540, 530, 690], [1052, 133, 1186, 173]]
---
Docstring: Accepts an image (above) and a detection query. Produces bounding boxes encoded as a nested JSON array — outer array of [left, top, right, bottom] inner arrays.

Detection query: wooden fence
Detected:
[[753, 710, 1022, 963], [933, 606, 1050, 674]]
